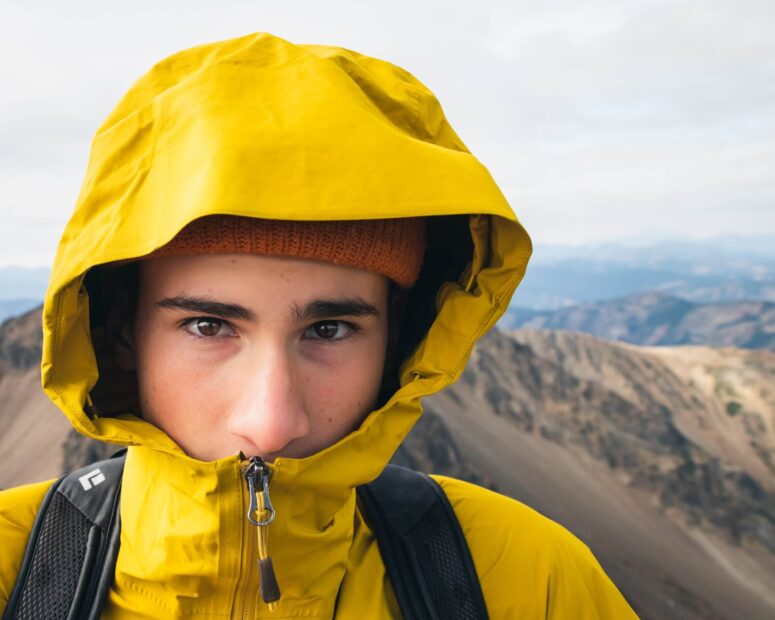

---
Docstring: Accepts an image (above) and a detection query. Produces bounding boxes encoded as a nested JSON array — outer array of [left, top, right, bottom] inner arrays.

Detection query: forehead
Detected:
[[137, 253, 388, 305]]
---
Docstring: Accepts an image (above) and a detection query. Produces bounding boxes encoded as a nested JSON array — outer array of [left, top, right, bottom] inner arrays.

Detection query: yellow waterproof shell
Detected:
[[0, 33, 636, 618]]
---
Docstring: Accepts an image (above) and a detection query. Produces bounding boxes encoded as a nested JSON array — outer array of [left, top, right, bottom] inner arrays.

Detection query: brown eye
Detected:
[[315, 322, 339, 339], [183, 317, 234, 339], [196, 319, 222, 337], [305, 321, 353, 341]]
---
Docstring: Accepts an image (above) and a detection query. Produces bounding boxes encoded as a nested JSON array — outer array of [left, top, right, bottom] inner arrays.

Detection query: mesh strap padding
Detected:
[[408, 500, 482, 619], [357, 465, 489, 620], [4, 452, 126, 620], [13, 493, 91, 620]]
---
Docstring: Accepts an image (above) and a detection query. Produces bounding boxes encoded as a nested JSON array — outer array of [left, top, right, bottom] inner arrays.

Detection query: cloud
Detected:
[[0, 0, 773, 264]]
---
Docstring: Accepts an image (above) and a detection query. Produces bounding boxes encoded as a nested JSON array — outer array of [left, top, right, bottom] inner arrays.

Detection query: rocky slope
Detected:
[[0, 306, 42, 374], [1, 308, 774, 619], [504, 291, 775, 350], [398, 329, 775, 619], [0, 307, 75, 486]]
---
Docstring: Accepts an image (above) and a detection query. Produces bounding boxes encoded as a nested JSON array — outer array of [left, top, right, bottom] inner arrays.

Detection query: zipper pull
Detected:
[[245, 456, 281, 610]]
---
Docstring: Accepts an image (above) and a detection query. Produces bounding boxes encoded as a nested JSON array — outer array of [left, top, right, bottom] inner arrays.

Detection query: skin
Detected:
[[118, 253, 390, 462]]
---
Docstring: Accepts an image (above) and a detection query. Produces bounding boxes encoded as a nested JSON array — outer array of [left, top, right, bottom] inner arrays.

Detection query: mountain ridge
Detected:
[[1, 309, 773, 619], [505, 291, 775, 350]]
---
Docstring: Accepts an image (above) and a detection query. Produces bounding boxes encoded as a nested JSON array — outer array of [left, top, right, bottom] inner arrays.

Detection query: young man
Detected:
[[0, 33, 637, 618]]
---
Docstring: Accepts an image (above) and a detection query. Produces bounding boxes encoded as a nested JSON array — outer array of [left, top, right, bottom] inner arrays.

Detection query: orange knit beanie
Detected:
[[148, 215, 426, 288]]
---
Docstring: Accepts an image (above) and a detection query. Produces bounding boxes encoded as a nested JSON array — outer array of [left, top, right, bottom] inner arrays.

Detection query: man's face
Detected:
[[126, 253, 390, 462]]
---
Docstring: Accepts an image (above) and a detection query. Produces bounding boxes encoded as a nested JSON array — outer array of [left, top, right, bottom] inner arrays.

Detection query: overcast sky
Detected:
[[1, 0, 773, 266]]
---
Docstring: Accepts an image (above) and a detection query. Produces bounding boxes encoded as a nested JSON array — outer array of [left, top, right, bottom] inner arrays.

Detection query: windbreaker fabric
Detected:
[[0, 32, 637, 618]]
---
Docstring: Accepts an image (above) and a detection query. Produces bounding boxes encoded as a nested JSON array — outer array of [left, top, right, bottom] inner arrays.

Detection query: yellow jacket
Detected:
[[0, 33, 637, 619]]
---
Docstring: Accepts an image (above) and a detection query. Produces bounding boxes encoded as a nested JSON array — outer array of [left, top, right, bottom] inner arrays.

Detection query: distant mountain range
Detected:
[[515, 260, 775, 310], [515, 238, 775, 310], [0, 266, 49, 323], [504, 291, 775, 350], [0, 299, 40, 326], [2, 307, 774, 619], [0, 266, 49, 300]]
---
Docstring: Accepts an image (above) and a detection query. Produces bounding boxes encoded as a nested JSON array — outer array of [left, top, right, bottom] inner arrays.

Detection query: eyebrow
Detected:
[[156, 295, 380, 323], [157, 296, 256, 321], [292, 297, 380, 322]]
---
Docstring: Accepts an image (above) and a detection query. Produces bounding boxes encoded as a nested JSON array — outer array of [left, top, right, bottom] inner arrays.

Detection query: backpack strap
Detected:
[[3, 451, 126, 620], [5, 456, 487, 619], [356, 465, 489, 620]]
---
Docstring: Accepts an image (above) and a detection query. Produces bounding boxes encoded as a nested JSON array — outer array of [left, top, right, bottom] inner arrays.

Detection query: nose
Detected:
[[226, 344, 310, 457]]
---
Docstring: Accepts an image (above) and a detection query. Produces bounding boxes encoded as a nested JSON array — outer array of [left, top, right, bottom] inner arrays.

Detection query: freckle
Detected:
[[327, 416, 333, 423]]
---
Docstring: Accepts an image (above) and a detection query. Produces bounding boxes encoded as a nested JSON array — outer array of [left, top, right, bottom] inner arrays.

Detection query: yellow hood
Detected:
[[40, 32, 532, 617], [44, 30, 530, 471]]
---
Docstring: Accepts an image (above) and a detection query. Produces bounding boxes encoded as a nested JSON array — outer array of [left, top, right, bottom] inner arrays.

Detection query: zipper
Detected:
[[244, 456, 281, 612], [232, 487, 257, 620]]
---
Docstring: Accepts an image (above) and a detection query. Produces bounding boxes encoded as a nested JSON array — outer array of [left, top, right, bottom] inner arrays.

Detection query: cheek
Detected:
[[304, 339, 387, 430], [136, 355, 187, 429], [134, 332, 231, 432]]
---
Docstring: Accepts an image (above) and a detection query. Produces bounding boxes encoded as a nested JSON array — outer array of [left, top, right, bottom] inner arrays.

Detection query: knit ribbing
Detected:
[[148, 216, 426, 288]]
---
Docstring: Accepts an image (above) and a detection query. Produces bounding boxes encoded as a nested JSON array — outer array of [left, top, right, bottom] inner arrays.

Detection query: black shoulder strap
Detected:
[[356, 465, 489, 620], [6, 457, 487, 619], [3, 451, 126, 620]]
